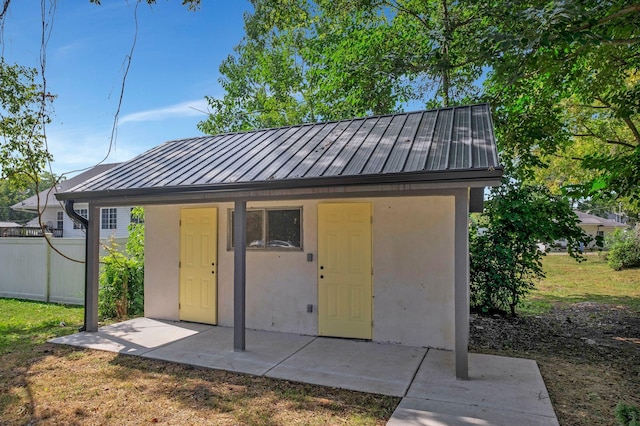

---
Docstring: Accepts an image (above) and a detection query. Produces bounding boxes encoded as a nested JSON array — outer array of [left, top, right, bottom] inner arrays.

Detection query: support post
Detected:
[[85, 203, 101, 332], [233, 200, 247, 351], [454, 188, 470, 379]]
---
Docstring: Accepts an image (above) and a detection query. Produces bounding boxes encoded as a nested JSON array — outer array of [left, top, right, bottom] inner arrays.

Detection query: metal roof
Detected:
[[58, 104, 502, 202]]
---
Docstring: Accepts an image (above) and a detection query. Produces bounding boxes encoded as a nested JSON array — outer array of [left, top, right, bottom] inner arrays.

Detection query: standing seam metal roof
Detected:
[[66, 104, 501, 195]]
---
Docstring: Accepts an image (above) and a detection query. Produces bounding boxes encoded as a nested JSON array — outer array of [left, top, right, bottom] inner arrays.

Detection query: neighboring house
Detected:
[[575, 210, 629, 245], [11, 163, 137, 239], [56, 104, 503, 379]]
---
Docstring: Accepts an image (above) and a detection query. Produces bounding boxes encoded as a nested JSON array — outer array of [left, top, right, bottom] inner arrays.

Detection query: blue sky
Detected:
[[2, 1, 251, 177]]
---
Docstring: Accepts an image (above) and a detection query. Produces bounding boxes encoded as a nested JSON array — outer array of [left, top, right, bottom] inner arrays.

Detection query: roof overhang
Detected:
[[56, 167, 502, 207]]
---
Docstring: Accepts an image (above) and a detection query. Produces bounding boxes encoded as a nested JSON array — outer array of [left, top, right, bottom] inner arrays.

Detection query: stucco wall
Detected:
[[144, 196, 456, 349]]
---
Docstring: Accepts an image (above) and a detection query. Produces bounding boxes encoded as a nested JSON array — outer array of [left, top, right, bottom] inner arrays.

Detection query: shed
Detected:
[[56, 104, 503, 379]]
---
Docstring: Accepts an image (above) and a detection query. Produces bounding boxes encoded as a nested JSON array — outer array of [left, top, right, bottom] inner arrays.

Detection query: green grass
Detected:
[[0, 298, 83, 355], [520, 254, 640, 315]]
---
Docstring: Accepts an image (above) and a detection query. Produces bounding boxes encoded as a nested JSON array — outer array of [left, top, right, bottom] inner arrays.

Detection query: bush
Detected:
[[470, 180, 592, 316], [607, 226, 640, 270], [98, 208, 144, 320], [616, 402, 640, 426]]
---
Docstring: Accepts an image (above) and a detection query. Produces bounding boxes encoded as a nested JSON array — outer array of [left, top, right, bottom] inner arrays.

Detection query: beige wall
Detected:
[[144, 196, 456, 349]]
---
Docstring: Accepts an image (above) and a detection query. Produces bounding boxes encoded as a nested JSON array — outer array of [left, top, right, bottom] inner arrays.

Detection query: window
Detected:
[[130, 207, 144, 224], [101, 208, 117, 230], [229, 208, 302, 250], [74, 208, 88, 229], [56, 211, 64, 230]]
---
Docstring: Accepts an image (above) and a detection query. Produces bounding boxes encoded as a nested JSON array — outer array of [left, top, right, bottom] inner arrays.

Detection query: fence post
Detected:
[[44, 232, 53, 303]]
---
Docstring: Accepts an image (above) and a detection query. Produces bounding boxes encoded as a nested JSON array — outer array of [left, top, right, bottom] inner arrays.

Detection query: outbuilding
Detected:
[[56, 104, 503, 379]]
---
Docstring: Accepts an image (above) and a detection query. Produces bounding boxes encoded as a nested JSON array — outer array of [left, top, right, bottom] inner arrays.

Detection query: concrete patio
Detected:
[[50, 318, 559, 425]]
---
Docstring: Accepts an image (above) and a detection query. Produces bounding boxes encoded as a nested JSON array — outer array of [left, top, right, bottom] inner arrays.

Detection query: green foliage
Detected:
[[0, 59, 53, 189], [470, 179, 592, 316], [616, 402, 640, 426], [199, 0, 487, 134], [606, 226, 640, 271], [484, 1, 640, 210], [98, 208, 145, 320], [0, 171, 60, 223]]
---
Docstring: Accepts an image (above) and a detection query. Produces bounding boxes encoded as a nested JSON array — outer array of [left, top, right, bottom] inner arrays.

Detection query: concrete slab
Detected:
[[388, 397, 559, 426], [143, 326, 316, 376], [49, 318, 209, 355], [267, 338, 427, 397], [401, 350, 558, 424]]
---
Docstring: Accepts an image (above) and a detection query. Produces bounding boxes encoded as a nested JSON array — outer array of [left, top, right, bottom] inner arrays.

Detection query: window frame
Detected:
[[227, 207, 303, 251], [101, 208, 118, 230], [56, 211, 64, 230]]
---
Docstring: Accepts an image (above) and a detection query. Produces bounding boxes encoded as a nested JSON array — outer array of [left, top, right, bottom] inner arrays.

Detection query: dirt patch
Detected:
[[470, 303, 640, 425]]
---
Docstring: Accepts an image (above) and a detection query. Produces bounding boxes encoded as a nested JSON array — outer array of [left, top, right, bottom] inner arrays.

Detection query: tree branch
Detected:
[[575, 4, 640, 31]]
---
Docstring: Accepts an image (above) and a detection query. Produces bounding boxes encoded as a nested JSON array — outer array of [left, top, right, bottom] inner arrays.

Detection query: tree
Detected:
[[0, 171, 59, 223], [198, 0, 487, 134], [0, 59, 53, 195], [484, 1, 640, 210], [470, 180, 593, 316]]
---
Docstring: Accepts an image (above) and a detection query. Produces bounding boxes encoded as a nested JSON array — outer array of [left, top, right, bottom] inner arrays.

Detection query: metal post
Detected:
[[454, 189, 470, 379], [233, 200, 247, 351], [85, 203, 101, 332]]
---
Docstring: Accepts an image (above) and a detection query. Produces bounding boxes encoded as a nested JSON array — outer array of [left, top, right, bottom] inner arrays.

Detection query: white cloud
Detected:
[[118, 99, 210, 125]]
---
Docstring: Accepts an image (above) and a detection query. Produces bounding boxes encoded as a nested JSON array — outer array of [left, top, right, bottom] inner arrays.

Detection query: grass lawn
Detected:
[[0, 298, 397, 425], [521, 253, 640, 314]]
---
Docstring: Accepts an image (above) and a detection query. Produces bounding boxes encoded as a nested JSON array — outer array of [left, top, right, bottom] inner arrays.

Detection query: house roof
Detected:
[[12, 163, 120, 211], [0, 221, 20, 227], [57, 104, 502, 204], [574, 211, 629, 229]]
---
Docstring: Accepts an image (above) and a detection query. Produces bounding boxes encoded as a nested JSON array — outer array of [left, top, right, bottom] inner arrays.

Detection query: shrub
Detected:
[[98, 208, 144, 320], [607, 226, 640, 270], [616, 402, 640, 426], [470, 180, 592, 316]]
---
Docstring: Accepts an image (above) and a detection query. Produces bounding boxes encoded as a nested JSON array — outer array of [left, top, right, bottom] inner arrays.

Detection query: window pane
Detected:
[[267, 209, 301, 249]]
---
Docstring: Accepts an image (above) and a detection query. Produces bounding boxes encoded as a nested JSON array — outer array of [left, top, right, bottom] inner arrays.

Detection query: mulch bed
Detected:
[[469, 303, 640, 426]]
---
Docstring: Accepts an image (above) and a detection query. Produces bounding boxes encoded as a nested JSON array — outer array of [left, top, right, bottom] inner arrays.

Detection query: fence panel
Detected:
[[0, 239, 48, 301], [48, 239, 86, 305], [0, 237, 129, 305]]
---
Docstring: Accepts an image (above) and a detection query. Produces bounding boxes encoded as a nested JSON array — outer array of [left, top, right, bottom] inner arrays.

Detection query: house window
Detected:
[[229, 207, 302, 250], [130, 207, 144, 224], [597, 230, 604, 238], [101, 208, 117, 230], [74, 208, 88, 229], [56, 211, 64, 230]]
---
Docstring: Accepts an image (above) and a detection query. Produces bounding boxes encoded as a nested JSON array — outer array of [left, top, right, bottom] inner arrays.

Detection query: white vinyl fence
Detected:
[[0, 237, 126, 305]]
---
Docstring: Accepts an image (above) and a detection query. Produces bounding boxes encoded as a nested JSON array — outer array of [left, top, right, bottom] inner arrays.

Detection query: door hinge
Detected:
[[179, 261, 181, 268], [371, 266, 374, 275], [370, 215, 373, 224]]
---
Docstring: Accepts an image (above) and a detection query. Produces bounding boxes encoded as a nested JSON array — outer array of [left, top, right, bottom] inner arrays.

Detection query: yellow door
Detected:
[[180, 207, 218, 324], [318, 203, 372, 339]]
